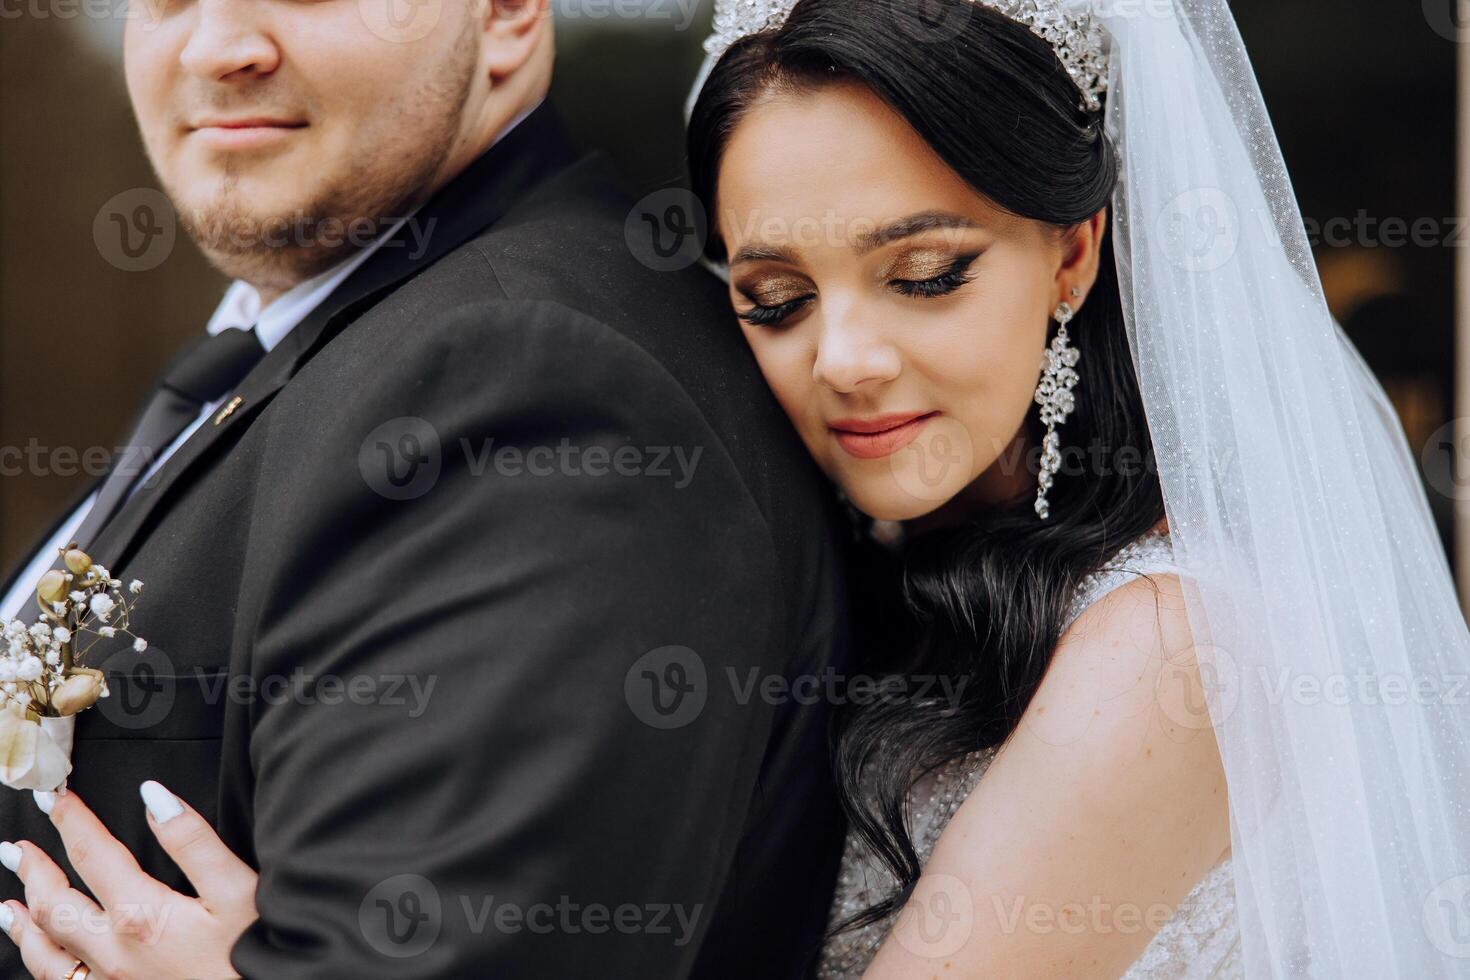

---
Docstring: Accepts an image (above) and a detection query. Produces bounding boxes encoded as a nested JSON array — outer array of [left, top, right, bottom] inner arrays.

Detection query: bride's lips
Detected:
[[830, 412, 939, 460]]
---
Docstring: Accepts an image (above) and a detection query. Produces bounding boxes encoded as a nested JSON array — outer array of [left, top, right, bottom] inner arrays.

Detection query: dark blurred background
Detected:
[[0, 0, 1460, 579]]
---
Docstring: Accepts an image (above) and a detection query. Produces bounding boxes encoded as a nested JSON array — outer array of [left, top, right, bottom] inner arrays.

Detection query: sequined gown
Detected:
[[817, 531, 1240, 978]]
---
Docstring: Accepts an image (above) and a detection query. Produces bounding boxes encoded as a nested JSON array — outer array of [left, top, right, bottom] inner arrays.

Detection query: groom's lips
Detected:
[[830, 411, 938, 460], [188, 117, 308, 150]]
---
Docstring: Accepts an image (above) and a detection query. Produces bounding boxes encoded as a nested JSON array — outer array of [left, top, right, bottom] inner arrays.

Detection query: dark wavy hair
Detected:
[[687, 0, 1167, 936]]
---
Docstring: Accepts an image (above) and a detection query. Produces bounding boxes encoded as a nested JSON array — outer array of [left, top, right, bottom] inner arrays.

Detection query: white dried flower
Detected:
[[0, 663, 16, 683], [129, 580, 143, 595], [52, 627, 70, 644], [89, 594, 115, 621], [16, 657, 43, 682], [98, 627, 116, 638], [28, 623, 50, 640], [68, 591, 86, 604], [133, 638, 148, 653], [43, 649, 60, 667]]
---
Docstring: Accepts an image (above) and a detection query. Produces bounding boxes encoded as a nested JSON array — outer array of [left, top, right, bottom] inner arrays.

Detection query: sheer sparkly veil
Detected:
[[689, 0, 1470, 975]]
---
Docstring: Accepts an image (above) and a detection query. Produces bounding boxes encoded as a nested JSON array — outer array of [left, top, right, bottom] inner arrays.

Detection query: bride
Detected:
[[687, 0, 1470, 977]]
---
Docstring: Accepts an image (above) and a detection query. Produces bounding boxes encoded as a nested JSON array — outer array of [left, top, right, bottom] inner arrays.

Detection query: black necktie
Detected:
[[70, 327, 266, 551]]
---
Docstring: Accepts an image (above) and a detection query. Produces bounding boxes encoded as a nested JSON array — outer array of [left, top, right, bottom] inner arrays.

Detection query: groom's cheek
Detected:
[[122, 0, 183, 179]]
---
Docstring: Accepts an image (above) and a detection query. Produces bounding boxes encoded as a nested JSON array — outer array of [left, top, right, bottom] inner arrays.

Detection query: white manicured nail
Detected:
[[0, 843, 20, 873], [0, 904, 12, 934], [31, 791, 54, 815], [139, 780, 183, 824]]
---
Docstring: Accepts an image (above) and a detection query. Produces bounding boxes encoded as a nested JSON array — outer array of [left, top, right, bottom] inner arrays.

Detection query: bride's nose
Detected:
[[811, 305, 901, 393]]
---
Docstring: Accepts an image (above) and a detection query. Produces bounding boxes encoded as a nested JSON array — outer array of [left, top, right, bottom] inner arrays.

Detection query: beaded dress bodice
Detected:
[[817, 532, 1240, 978]]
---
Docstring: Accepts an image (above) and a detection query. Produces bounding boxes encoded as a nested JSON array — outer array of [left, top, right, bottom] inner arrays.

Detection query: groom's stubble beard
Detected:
[[165, 20, 481, 295]]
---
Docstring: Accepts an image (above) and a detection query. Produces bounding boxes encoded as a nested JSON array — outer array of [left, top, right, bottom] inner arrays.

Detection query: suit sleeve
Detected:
[[228, 299, 786, 978]]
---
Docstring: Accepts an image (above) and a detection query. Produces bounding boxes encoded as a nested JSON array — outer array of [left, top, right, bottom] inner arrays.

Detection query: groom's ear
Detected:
[[1055, 208, 1108, 310], [481, 0, 552, 80]]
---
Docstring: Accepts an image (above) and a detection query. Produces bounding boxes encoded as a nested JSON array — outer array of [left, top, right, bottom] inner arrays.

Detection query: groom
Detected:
[[0, 1, 848, 976]]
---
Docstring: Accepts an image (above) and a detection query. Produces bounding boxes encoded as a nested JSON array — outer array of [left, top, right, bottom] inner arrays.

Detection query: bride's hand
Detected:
[[0, 782, 257, 979]]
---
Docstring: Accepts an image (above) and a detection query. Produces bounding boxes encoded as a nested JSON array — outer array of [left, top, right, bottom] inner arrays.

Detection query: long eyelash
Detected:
[[890, 254, 981, 298], [737, 294, 814, 327], [735, 252, 978, 326]]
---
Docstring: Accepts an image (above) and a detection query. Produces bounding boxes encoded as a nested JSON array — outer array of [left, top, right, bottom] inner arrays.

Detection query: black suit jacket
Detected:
[[0, 105, 850, 979]]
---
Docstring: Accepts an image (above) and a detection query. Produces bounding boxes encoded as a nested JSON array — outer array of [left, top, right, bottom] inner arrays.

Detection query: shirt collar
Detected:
[[204, 214, 410, 351], [204, 97, 547, 352]]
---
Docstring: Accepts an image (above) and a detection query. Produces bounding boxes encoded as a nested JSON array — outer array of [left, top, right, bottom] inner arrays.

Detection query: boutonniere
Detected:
[[0, 544, 147, 793]]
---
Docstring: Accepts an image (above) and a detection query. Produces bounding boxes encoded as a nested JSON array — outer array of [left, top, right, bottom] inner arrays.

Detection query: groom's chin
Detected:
[[174, 194, 354, 287]]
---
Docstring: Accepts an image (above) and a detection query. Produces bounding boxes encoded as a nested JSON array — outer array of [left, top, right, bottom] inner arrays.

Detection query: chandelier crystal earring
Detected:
[[1033, 295, 1081, 520]]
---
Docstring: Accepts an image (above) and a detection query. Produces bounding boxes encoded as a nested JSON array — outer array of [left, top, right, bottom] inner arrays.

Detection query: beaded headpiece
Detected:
[[703, 0, 1110, 112]]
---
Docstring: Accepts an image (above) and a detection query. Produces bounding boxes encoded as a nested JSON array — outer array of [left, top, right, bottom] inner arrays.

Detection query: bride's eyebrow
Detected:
[[853, 210, 981, 255], [729, 243, 799, 266]]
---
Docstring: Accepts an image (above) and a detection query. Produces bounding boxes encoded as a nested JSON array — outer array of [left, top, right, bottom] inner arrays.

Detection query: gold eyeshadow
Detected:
[[737, 275, 812, 307], [883, 250, 966, 281]]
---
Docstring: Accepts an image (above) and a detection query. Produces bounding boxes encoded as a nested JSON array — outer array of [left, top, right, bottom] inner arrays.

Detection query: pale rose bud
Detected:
[[63, 549, 93, 575], [51, 670, 105, 716], [36, 570, 68, 606]]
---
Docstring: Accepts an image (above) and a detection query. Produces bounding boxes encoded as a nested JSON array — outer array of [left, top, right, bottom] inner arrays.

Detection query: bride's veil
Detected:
[[689, 0, 1470, 975], [1103, 1, 1470, 974]]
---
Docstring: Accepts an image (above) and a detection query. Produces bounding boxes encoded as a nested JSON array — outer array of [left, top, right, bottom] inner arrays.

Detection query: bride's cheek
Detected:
[[744, 334, 817, 433]]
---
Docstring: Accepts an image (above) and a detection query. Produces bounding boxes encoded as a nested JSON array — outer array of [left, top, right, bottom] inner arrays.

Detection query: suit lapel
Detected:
[[87, 103, 579, 573]]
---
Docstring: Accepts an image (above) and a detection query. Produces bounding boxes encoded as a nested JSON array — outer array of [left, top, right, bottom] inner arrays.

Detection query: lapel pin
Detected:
[[213, 395, 245, 426]]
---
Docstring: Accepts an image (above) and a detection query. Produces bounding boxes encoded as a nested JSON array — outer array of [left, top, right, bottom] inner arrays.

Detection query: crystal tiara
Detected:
[[702, 0, 1110, 112]]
